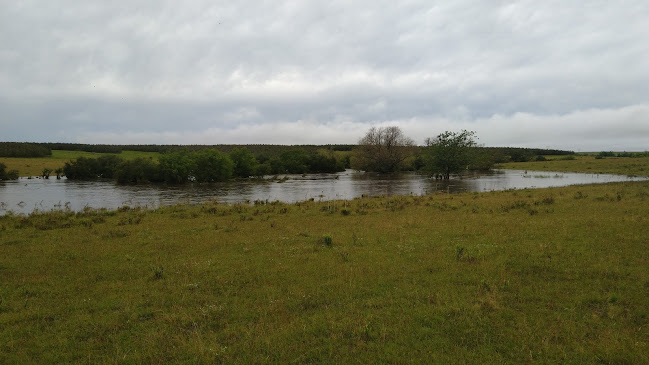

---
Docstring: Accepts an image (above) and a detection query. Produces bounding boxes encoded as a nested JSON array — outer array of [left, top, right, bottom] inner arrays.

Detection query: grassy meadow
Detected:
[[1, 180, 649, 363], [0, 150, 160, 177], [497, 155, 649, 177]]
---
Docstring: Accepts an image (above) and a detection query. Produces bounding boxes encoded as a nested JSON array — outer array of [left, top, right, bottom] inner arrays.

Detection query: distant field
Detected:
[[497, 155, 649, 177], [0, 150, 160, 177], [1, 181, 648, 363]]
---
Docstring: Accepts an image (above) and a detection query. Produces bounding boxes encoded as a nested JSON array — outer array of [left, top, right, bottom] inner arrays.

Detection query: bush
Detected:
[[63, 157, 101, 179], [0, 162, 19, 180], [321, 234, 333, 246], [115, 158, 162, 184], [193, 150, 234, 182], [230, 147, 258, 178]]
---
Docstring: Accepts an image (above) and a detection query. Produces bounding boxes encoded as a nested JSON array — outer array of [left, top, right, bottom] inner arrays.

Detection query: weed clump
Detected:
[[319, 234, 333, 247], [152, 265, 164, 280]]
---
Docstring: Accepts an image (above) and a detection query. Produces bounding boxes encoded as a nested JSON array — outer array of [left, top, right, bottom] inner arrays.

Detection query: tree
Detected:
[[114, 158, 161, 184], [63, 157, 100, 179], [352, 126, 415, 173], [424, 130, 477, 179], [158, 151, 195, 184], [229, 147, 258, 178], [278, 150, 310, 174], [193, 150, 234, 182]]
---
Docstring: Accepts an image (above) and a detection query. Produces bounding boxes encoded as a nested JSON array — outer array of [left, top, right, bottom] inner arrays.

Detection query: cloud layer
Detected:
[[1, 1, 648, 150]]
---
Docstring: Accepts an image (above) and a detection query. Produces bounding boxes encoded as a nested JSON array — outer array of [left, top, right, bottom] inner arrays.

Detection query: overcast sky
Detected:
[[1, 1, 647, 151]]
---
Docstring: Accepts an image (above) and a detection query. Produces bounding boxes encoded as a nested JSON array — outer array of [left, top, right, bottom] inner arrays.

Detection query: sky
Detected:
[[1, 1, 648, 151]]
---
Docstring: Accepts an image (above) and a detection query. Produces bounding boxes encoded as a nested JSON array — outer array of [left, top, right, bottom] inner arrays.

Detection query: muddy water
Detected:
[[0, 169, 645, 215]]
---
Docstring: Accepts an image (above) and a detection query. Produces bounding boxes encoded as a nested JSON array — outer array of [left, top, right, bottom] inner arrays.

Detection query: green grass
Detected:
[[1, 182, 648, 363], [497, 155, 649, 177], [0, 150, 161, 177]]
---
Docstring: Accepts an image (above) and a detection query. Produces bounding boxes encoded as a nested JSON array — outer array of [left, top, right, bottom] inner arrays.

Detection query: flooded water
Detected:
[[0, 169, 645, 215]]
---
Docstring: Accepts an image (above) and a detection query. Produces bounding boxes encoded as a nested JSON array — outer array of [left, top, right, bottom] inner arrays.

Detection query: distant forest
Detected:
[[0, 142, 577, 161]]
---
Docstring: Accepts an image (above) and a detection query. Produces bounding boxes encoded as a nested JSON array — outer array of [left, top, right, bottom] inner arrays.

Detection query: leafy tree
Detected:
[[254, 162, 272, 177], [63, 155, 125, 180], [278, 150, 310, 174], [193, 150, 234, 182], [63, 157, 100, 179], [95, 155, 123, 178], [307, 151, 345, 173], [424, 130, 478, 179], [114, 158, 161, 184], [158, 151, 195, 184], [229, 147, 258, 178], [352, 126, 415, 173]]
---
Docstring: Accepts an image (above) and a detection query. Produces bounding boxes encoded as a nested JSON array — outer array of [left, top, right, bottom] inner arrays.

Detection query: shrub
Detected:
[[0, 163, 19, 180], [321, 234, 333, 246]]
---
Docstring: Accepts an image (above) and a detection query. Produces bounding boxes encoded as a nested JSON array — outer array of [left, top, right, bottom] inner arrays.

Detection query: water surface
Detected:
[[0, 169, 645, 215]]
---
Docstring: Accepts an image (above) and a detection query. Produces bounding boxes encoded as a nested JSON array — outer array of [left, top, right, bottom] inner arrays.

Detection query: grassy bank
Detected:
[[497, 155, 649, 177], [0, 150, 160, 177], [1, 181, 648, 363]]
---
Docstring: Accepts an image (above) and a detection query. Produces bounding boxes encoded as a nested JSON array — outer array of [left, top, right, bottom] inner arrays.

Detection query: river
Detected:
[[0, 169, 645, 215]]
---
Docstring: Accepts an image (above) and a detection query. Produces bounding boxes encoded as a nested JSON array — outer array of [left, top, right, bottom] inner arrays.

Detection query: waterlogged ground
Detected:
[[1, 181, 648, 363], [1, 169, 645, 214]]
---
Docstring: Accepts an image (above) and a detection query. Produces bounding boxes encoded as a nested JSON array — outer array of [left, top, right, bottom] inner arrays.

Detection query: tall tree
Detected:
[[352, 126, 415, 173], [229, 147, 258, 178], [424, 130, 477, 179]]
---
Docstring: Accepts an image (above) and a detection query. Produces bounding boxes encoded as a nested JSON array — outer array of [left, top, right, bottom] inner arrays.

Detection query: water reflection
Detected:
[[0, 169, 645, 215]]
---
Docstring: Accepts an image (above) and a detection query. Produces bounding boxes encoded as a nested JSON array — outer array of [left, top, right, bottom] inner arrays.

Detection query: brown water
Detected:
[[0, 169, 645, 215]]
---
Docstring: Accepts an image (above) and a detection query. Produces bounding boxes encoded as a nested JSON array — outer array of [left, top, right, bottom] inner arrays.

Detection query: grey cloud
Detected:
[[1, 1, 648, 150]]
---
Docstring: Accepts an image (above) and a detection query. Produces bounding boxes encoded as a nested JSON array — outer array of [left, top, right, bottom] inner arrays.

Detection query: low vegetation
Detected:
[[0, 162, 19, 180], [62, 148, 346, 184], [497, 155, 649, 177], [0, 150, 161, 177], [1, 181, 648, 363]]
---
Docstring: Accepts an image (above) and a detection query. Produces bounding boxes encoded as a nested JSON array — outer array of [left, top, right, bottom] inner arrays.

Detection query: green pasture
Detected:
[[1, 181, 648, 363], [497, 155, 649, 177]]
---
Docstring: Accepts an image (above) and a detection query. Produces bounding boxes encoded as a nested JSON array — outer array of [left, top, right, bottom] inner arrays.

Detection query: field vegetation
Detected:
[[0, 150, 161, 178], [1, 180, 648, 363], [497, 155, 649, 177]]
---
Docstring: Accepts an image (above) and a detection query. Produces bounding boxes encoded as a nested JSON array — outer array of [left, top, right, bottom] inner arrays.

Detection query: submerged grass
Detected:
[[1, 181, 648, 362], [497, 155, 649, 177]]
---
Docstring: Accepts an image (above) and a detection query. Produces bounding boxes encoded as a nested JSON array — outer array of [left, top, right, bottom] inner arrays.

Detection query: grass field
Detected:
[[0, 150, 160, 177], [497, 155, 649, 177], [1, 181, 648, 363]]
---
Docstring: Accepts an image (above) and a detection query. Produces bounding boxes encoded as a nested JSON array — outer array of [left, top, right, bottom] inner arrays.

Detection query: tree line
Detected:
[[33, 143, 355, 156], [63, 148, 346, 184], [0, 142, 52, 157], [4, 128, 578, 183]]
